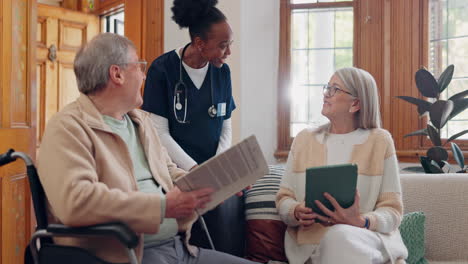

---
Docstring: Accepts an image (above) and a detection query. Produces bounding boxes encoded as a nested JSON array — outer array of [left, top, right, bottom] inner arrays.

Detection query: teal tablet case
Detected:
[[305, 163, 358, 217]]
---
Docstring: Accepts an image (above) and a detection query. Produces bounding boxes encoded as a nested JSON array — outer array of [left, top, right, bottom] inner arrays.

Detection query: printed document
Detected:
[[174, 135, 268, 215]]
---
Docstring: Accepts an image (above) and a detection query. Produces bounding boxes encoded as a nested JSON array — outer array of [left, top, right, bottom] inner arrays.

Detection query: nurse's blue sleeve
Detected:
[[224, 65, 236, 120], [142, 63, 170, 119]]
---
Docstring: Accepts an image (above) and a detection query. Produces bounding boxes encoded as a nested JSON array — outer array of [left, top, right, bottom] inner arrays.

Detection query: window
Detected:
[[290, 6, 354, 136], [429, 0, 468, 140], [276, 0, 355, 158], [101, 10, 124, 35]]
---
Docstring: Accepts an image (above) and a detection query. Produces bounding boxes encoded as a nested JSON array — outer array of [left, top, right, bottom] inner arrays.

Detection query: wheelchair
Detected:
[[0, 149, 140, 264]]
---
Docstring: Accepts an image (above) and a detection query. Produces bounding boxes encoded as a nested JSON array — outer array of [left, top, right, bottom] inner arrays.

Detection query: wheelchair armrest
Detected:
[[46, 222, 139, 249]]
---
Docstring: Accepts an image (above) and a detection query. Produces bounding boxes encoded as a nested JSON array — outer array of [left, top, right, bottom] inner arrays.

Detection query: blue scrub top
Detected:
[[142, 50, 236, 165]]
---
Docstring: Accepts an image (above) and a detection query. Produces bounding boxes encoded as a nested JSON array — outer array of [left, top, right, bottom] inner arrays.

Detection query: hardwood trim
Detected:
[[291, 2, 354, 9], [124, 1, 143, 57], [275, 0, 292, 160], [382, 0, 391, 131], [94, 0, 124, 15], [0, 0, 4, 127]]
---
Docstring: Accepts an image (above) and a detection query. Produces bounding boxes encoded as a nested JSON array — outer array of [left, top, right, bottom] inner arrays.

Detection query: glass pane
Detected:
[[429, 0, 468, 140], [335, 11, 354, 47], [448, 38, 468, 77], [101, 11, 125, 35], [308, 9, 335, 49], [290, 6, 353, 136], [291, 0, 317, 3], [335, 48, 353, 69], [308, 85, 329, 128], [290, 84, 310, 123], [447, 0, 468, 37], [309, 49, 334, 84], [292, 10, 309, 49], [429, 0, 448, 39], [429, 40, 448, 77], [291, 50, 309, 85], [446, 79, 468, 99], [444, 120, 468, 139]]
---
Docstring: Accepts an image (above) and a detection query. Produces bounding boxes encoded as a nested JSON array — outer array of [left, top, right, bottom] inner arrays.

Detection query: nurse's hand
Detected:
[[235, 185, 252, 197], [165, 186, 214, 219]]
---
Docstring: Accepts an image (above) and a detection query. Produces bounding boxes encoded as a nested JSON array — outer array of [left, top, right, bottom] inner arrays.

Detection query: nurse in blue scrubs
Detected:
[[141, 0, 245, 258]]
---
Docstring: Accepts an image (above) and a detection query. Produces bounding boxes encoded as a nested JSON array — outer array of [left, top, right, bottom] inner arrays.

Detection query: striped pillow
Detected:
[[245, 165, 285, 220], [245, 165, 287, 263]]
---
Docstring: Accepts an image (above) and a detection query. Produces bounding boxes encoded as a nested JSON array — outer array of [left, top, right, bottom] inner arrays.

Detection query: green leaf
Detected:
[[403, 128, 428, 138], [451, 142, 465, 169], [448, 89, 468, 101], [427, 124, 441, 146], [438, 64, 454, 93], [396, 96, 432, 116], [403, 166, 426, 173], [429, 100, 454, 129], [419, 156, 432, 173], [429, 160, 444, 173], [449, 98, 468, 120], [427, 146, 448, 163], [445, 129, 468, 145], [415, 68, 439, 98], [441, 160, 452, 172]]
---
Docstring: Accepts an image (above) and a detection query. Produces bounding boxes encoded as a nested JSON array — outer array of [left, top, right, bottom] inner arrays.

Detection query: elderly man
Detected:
[[37, 33, 257, 264]]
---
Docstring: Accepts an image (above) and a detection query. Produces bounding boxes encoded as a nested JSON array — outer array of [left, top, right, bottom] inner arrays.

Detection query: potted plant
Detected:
[[398, 64, 468, 173]]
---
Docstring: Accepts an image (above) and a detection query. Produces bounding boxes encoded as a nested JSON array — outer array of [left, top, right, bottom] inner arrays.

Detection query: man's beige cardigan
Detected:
[[37, 94, 196, 263]]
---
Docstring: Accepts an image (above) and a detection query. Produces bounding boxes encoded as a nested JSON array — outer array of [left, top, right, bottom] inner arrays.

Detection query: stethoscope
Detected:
[[174, 43, 217, 124]]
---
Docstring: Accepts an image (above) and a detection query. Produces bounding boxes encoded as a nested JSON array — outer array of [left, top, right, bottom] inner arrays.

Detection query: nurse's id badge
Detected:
[[217, 102, 226, 117]]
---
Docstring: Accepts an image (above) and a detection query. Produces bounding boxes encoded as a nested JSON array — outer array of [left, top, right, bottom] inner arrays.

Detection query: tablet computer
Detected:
[[305, 163, 358, 217]]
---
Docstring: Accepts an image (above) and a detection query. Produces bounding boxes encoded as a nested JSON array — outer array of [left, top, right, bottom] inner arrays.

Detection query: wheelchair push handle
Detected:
[[0, 149, 16, 166]]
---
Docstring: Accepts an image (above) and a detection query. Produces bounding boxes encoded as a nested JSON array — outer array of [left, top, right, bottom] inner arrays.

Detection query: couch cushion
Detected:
[[401, 174, 468, 262], [400, 212, 428, 264], [245, 165, 287, 263]]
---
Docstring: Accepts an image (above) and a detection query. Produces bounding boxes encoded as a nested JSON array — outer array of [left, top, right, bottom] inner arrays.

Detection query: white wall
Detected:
[[238, 0, 280, 164], [164, 0, 280, 164]]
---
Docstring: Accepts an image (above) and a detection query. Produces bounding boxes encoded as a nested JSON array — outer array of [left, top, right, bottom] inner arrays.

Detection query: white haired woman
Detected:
[[276, 67, 408, 264]]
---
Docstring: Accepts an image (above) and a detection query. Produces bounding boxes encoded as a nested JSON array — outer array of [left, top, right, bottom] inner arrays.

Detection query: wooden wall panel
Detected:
[[125, 0, 164, 66]]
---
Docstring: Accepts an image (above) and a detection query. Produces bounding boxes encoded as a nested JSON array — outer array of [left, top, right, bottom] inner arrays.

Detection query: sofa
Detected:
[[401, 173, 468, 264], [244, 166, 468, 264]]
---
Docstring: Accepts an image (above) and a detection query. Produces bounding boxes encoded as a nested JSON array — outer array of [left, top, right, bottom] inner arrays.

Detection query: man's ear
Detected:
[[109, 65, 124, 85], [349, 99, 361, 113]]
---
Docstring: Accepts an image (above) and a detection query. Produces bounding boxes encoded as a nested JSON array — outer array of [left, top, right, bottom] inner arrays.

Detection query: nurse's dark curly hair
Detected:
[[171, 0, 226, 40]]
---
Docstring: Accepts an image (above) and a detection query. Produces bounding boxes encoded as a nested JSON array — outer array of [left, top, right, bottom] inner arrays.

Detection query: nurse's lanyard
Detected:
[[173, 43, 217, 124]]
